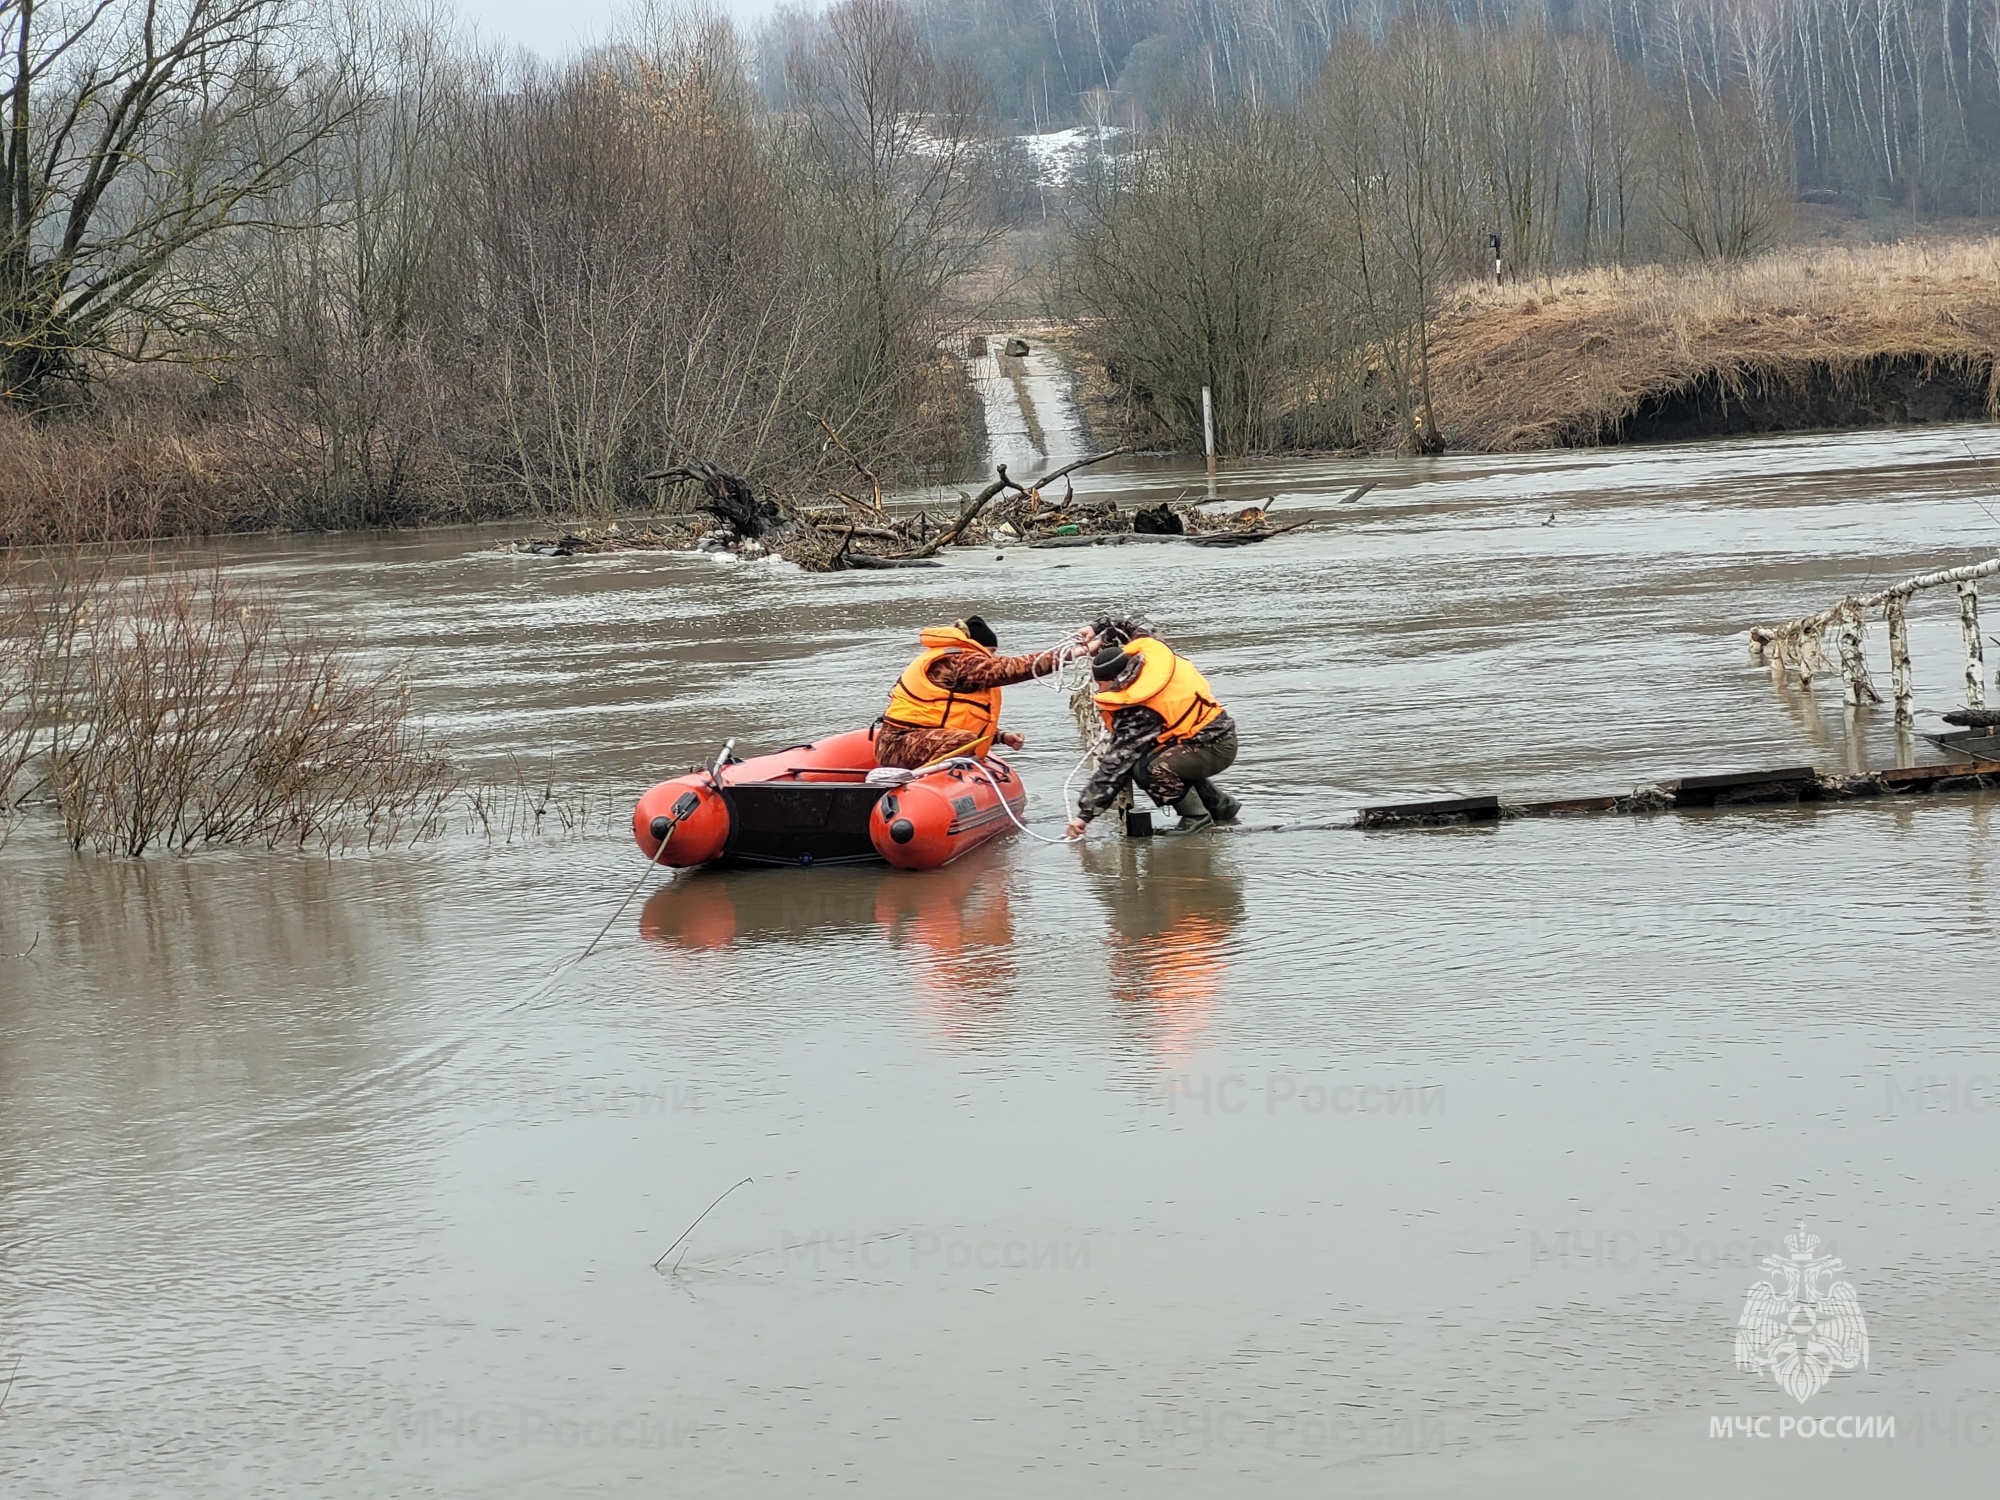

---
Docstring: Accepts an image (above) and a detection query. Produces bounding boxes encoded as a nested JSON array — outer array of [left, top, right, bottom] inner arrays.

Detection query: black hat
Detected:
[[959, 615, 999, 649], [1091, 643, 1135, 681]]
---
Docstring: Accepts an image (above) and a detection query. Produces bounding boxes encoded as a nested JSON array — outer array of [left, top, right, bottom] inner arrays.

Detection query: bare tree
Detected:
[[784, 0, 999, 389], [1065, 97, 1340, 453], [2, 0, 336, 405], [1320, 20, 1471, 452]]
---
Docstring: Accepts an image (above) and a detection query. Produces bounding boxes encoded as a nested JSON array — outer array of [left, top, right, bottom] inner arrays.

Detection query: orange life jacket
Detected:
[[883, 626, 1001, 755], [1095, 638, 1223, 743]]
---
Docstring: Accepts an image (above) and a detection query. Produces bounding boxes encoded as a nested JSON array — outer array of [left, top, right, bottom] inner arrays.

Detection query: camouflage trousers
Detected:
[[873, 723, 987, 770], [1140, 724, 1238, 806]]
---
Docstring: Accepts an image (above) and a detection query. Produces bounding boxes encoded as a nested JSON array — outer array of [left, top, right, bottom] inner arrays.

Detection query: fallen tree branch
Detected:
[[899, 447, 1132, 560], [810, 413, 885, 513], [903, 471, 1024, 559]]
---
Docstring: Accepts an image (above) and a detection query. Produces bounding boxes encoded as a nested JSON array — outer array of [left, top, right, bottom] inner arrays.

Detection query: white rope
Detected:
[[946, 755, 1084, 844], [1025, 638, 1095, 696], [894, 636, 1105, 845], [1061, 738, 1103, 813]]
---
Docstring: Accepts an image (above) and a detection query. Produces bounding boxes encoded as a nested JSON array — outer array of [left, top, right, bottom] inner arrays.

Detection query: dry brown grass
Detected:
[[1426, 238, 2000, 450], [0, 405, 276, 547]]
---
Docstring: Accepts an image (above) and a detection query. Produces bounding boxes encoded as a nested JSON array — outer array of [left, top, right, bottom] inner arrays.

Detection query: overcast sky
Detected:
[[458, 0, 784, 58]]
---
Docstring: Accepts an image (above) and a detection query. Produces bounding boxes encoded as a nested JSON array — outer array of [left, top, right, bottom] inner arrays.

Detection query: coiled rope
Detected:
[[940, 633, 1112, 844]]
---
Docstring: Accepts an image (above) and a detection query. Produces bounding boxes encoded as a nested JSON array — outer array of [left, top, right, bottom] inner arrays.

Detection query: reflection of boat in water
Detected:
[[1081, 839, 1246, 1058], [630, 727, 1026, 872], [640, 849, 1017, 1029], [640, 852, 1016, 1040], [875, 848, 1017, 1027], [642, 865, 885, 950]]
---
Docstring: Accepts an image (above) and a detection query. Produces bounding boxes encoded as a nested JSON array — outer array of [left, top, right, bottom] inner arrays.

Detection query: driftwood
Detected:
[[810, 413, 886, 513], [643, 460, 780, 538], [517, 442, 1326, 573], [901, 447, 1134, 560], [1027, 533, 1181, 549], [1185, 519, 1314, 548], [841, 554, 942, 569]]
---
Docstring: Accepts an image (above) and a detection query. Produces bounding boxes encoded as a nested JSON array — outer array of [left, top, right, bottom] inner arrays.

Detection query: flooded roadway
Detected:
[[6, 426, 2000, 1495]]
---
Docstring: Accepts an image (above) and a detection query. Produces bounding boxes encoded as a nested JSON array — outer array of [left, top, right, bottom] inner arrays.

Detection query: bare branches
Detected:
[[899, 446, 1130, 559], [5, 563, 459, 855], [3, 0, 345, 403], [810, 411, 884, 512]]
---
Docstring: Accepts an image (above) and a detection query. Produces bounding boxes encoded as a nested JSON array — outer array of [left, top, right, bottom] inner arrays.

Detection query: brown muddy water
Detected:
[[6, 427, 2000, 1497]]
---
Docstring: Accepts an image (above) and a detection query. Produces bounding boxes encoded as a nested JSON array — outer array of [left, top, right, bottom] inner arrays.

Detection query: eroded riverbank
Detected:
[[5, 426, 2000, 1495]]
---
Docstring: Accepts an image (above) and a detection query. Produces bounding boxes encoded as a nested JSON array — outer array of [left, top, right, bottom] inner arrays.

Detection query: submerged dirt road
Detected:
[[5, 427, 2000, 1495]]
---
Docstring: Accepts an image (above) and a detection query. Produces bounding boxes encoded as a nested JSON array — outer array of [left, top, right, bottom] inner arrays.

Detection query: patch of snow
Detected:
[[1015, 126, 1121, 187]]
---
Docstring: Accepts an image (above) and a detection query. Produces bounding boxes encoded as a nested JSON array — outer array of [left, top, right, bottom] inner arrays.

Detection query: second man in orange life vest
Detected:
[[875, 615, 1072, 770], [1064, 631, 1241, 837]]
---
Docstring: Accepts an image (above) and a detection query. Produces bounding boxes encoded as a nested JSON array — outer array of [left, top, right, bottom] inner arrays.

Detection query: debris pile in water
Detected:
[[502, 448, 1318, 571]]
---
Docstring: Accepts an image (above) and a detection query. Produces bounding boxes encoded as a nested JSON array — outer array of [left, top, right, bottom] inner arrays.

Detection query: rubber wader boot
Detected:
[[1161, 790, 1213, 836], [1193, 780, 1240, 824]]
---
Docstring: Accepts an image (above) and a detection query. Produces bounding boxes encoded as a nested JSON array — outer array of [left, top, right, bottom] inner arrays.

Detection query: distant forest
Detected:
[[762, 0, 2000, 217]]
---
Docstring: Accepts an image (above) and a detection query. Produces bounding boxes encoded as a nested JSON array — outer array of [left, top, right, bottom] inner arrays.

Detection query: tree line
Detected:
[[3, 0, 1001, 531], [890, 0, 2000, 219], [1066, 13, 1807, 453], [6, 0, 2000, 539]]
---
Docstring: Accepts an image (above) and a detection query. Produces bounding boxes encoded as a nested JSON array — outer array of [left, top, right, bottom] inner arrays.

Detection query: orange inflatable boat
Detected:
[[631, 727, 1028, 871]]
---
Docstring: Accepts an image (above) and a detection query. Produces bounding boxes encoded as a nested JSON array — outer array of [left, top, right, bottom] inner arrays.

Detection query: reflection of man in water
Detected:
[[1084, 838, 1247, 1059], [875, 615, 1073, 769], [1067, 619, 1241, 837]]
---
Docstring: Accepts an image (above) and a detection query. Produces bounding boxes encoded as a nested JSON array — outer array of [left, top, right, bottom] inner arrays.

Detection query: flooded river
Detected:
[[6, 427, 2000, 1495]]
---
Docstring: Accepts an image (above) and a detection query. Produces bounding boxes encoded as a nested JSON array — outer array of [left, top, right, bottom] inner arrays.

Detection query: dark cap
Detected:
[[1091, 643, 1135, 682], [958, 615, 998, 649]]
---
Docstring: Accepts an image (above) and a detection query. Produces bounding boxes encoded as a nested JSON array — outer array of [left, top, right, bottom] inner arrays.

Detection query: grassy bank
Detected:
[[0, 348, 978, 549], [1423, 239, 2000, 451]]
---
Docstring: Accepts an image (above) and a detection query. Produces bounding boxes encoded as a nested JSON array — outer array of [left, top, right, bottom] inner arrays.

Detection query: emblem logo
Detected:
[[1734, 1222, 1870, 1404]]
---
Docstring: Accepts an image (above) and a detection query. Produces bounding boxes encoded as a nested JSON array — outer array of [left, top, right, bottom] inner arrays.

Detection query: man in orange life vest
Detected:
[[874, 615, 1071, 770], [1064, 629, 1241, 837]]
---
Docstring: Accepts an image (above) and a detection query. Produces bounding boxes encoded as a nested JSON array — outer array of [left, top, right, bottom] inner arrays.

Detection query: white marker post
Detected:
[[1201, 384, 1216, 495]]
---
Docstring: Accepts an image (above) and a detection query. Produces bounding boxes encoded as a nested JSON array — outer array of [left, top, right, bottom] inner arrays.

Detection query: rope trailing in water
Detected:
[[578, 820, 677, 962], [534, 738, 731, 991], [948, 755, 1083, 844]]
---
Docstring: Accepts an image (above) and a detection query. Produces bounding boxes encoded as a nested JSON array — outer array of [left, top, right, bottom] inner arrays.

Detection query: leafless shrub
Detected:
[[39, 570, 458, 856], [0, 553, 93, 843]]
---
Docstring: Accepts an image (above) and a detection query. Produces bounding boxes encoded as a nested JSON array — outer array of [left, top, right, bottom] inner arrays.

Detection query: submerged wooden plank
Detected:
[[1357, 793, 1502, 828], [1666, 767, 1821, 808], [1512, 793, 1625, 817], [1356, 760, 2000, 832]]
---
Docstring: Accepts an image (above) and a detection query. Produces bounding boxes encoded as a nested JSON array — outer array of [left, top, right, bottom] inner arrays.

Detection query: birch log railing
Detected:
[[1748, 557, 2000, 729]]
